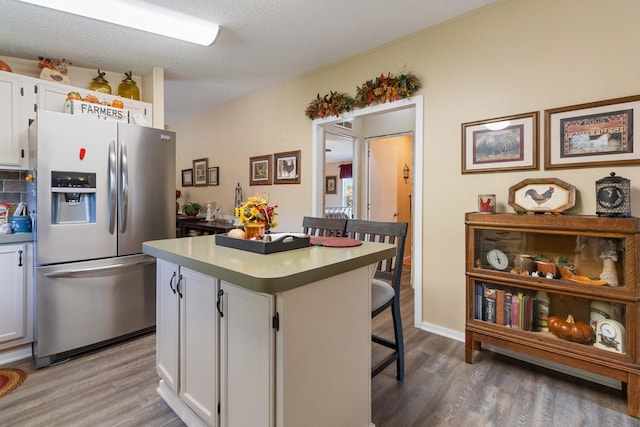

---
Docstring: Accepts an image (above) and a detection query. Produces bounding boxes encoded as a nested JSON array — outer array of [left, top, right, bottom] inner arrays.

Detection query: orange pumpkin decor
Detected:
[[83, 94, 100, 104], [111, 99, 124, 109], [548, 314, 595, 344]]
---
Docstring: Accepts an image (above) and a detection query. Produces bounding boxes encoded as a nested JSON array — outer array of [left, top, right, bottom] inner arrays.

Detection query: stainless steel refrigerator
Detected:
[[29, 110, 176, 367]]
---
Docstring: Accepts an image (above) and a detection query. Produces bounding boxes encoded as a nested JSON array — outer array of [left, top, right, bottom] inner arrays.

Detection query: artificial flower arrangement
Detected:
[[354, 71, 421, 107], [305, 91, 355, 120], [235, 196, 278, 228], [304, 70, 421, 119]]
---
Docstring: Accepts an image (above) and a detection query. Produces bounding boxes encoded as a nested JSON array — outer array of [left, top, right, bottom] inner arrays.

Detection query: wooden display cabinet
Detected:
[[465, 212, 640, 417]]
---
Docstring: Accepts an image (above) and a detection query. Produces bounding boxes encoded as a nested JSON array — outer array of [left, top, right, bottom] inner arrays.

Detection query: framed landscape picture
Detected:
[[274, 150, 301, 184], [462, 112, 539, 174], [250, 154, 272, 186], [544, 95, 640, 170]]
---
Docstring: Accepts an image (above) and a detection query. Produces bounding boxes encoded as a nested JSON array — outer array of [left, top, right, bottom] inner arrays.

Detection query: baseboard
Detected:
[[0, 344, 32, 366], [418, 321, 620, 389]]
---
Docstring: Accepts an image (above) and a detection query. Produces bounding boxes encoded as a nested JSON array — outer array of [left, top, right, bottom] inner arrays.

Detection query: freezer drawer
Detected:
[[35, 254, 156, 367]]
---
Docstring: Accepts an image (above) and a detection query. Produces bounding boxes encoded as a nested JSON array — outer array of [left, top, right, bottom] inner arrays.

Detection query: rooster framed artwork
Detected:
[[249, 154, 272, 186], [544, 95, 640, 170], [508, 178, 576, 213], [462, 111, 539, 174], [274, 150, 301, 184]]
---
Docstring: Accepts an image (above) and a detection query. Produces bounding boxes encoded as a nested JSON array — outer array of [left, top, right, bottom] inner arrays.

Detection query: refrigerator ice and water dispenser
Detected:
[[50, 171, 97, 224]]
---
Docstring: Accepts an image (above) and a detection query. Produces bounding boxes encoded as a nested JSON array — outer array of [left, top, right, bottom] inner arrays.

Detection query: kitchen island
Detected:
[[143, 234, 395, 427]]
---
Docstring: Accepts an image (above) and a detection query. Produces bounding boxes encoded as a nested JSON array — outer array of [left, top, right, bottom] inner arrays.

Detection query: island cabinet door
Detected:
[[180, 267, 219, 427], [156, 259, 180, 392], [219, 281, 275, 427]]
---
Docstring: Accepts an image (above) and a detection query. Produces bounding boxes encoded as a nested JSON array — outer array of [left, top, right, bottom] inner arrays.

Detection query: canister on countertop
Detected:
[[596, 172, 630, 217]]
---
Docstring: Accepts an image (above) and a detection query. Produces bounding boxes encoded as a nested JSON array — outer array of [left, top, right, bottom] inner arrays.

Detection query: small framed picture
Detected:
[[208, 167, 219, 186], [193, 158, 209, 187], [250, 154, 272, 186], [274, 150, 301, 184], [462, 112, 539, 174], [181, 169, 193, 187], [544, 95, 640, 170], [325, 175, 337, 194]]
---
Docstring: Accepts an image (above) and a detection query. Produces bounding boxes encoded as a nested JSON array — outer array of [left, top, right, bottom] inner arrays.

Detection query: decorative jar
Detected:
[[117, 71, 140, 100], [89, 69, 111, 94]]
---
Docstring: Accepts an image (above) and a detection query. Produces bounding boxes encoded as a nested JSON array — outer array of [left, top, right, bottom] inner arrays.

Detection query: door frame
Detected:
[[311, 95, 423, 328]]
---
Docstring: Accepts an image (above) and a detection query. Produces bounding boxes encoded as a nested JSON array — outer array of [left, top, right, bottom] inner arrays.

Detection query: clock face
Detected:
[[600, 322, 617, 338], [487, 249, 508, 270]]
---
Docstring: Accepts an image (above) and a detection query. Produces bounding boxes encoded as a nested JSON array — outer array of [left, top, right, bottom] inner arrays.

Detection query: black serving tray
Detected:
[[215, 233, 311, 254]]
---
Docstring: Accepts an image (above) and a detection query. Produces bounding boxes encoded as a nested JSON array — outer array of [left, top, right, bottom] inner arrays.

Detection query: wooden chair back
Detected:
[[302, 216, 348, 237]]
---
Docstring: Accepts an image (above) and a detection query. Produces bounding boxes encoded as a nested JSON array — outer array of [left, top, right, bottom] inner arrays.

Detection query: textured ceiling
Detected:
[[0, 0, 495, 124]]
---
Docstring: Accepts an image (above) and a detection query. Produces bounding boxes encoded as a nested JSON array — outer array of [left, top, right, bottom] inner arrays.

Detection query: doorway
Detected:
[[311, 96, 423, 329], [367, 133, 413, 263]]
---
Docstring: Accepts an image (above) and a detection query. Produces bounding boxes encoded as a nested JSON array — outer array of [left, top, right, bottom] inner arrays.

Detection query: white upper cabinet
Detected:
[[0, 71, 28, 169]]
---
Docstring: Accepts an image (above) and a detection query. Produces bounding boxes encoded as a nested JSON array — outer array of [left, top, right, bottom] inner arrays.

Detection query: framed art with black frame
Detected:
[[462, 111, 539, 174], [325, 175, 337, 194], [544, 95, 640, 170], [274, 150, 301, 184], [250, 154, 272, 186], [181, 169, 193, 187], [208, 167, 219, 186]]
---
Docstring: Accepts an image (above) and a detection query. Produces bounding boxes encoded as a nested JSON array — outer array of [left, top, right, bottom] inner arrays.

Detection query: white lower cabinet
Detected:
[[0, 243, 33, 350], [219, 281, 275, 427], [156, 259, 218, 426], [156, 259, 274, 427]]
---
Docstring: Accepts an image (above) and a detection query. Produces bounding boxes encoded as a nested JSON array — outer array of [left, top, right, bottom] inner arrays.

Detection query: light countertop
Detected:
[[0, 232, 33, 244], [143, 235, 395, 294]]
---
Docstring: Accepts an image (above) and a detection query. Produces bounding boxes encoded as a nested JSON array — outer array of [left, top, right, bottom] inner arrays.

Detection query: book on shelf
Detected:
[[496, 289, 505, 325], [504, 292, 512, 327], [484, 287, 497, 323], [477, 284, 542, 331]]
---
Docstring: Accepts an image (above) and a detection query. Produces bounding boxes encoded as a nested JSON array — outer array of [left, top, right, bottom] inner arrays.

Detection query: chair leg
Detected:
[[391, 298, 404, 381]]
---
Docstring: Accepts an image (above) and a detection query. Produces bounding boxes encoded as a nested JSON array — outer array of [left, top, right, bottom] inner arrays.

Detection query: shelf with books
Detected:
[[465, 213, 640, 417]]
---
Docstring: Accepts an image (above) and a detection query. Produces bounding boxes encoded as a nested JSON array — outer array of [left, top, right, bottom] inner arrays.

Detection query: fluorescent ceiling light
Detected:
[[18, 0, 220, 46]]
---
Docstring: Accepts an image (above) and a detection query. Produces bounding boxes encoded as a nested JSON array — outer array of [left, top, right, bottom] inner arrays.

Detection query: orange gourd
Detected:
[[548, 314, 594, 344]]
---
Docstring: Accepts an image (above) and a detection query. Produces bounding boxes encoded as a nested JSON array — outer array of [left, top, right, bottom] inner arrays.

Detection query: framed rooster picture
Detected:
[[508, 178, 576, 213], [462, 111, 539, 174], [544, 95, 640, 170], [274, 150, 301, 184]]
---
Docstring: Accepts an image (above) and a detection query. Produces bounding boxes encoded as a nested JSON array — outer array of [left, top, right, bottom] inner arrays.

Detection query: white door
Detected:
[[156, 259, 180, 392], [368, 137, 398, 221], [220, 281, 275, 427], [0, 72, 23, 167], [0, 244, 26, 344], [180, 267, 219, 426]]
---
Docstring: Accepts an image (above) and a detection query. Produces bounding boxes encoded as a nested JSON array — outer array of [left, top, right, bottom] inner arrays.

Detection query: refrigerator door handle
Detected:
[[119, 140, 129, 233], [43, 258, 156, 278], [108, 140, 117, 234]]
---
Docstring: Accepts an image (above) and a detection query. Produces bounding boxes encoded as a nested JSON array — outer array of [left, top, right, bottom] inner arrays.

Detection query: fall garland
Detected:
[[305, 71, 421, 120], [355, 72, 421, 107], [305, 91, 355, 119]]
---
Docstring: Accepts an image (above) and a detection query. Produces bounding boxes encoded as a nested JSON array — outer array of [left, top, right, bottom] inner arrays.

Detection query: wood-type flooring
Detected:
[[1, 267, 638, 426]]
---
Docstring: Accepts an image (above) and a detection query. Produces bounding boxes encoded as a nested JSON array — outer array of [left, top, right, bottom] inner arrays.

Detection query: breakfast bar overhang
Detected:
[[143, 235, 395, 427]]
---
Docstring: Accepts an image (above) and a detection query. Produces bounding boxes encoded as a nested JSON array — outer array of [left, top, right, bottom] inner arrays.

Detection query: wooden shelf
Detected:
[[465, 212, 640, 417]]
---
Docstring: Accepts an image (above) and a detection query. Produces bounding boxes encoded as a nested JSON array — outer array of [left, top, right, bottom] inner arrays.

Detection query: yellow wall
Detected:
[[169, 0, 640, 336]]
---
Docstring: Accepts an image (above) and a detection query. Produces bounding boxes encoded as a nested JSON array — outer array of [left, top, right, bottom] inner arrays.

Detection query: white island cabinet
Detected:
[[143, 235, 395, 427]]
